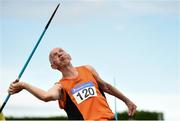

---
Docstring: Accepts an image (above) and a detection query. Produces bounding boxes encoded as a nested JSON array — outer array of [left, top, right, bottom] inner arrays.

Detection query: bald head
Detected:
[[49, 48, 71, 69], [49, 48, 63, 62]]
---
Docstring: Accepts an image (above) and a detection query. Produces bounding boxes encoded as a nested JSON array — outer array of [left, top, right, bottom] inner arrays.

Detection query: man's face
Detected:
[[49, 48, 71, 69]]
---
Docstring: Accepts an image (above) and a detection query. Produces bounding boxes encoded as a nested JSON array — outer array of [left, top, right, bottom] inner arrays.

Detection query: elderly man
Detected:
[[9, 48, 136, 120]]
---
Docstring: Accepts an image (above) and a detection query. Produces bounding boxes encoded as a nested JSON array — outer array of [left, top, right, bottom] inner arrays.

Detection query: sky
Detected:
[[0, 0, 179, 120]]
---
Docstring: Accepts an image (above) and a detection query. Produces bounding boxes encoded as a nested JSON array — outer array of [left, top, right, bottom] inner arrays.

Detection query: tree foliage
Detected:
[[5, 110, 164, 120]]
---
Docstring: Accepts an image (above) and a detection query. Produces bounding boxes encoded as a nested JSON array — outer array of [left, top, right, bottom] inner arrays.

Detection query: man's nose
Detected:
[[58, 53, 63, 57]]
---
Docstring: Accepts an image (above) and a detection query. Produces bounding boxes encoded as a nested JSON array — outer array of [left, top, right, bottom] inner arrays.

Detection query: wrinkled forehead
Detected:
[[50, 48, 63, 54], [49, 48, 64, 57]]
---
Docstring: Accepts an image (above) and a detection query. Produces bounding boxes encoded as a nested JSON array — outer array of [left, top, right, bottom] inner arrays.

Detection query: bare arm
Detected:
[[8, 81, 62, 102], [85, 65, 137, 116]]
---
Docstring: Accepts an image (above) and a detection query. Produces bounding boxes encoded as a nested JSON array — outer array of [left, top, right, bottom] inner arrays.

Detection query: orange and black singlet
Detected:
[[58, 66, 114, 120]]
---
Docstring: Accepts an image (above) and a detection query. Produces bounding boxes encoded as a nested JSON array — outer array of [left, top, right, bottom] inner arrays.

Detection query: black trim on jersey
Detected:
[[64, 92, 84, 120], [97, 83, 106, 98]]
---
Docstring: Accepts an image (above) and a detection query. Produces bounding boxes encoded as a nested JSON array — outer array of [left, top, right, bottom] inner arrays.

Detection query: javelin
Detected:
[[0, 3, 60, 113]]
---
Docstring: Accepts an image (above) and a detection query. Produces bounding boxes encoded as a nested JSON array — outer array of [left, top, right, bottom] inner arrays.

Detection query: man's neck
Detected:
[[58, 64, 78, 79]]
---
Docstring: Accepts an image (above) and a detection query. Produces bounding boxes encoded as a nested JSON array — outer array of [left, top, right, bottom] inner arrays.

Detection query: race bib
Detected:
[[71, 81, 97, 104]]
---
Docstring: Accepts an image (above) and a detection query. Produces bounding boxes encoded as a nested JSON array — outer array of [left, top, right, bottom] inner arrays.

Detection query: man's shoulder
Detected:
[[76, 65, 93, 71]]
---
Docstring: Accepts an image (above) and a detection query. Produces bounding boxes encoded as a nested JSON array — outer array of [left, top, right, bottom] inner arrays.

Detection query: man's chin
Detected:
[[59, 62, 69, 67]]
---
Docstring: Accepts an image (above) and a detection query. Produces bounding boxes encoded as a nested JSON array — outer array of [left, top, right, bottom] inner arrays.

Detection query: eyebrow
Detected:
[[53, 52, 58, 56], [58, 49, 64, 52]]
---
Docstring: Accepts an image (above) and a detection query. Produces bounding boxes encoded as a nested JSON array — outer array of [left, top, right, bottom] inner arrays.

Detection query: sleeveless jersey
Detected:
[[58, 66, 114, 120]]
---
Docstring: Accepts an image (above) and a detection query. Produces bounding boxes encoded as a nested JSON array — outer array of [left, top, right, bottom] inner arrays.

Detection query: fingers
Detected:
[[8, 87, 17, 95], [8, 83, 17, 94], [128, 109, 132, 116], [128, 107, 136, 117], [8, 81, 23, 94], [128, 103, 137, 116], [132, 105, 136, 116]]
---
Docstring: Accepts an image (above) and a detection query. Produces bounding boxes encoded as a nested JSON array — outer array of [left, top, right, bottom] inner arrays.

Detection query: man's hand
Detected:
[[125, 100, 137, 116], [8, 80, 25, 94]]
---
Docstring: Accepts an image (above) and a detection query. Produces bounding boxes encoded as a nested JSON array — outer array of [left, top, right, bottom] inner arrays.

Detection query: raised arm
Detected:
[[8, 81, 63, 102], [85, 65, 137, 116]]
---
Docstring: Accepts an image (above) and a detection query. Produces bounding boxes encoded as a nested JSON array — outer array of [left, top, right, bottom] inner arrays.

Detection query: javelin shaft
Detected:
[[18, 3, 60, 80], [17, 28, 46, 80], [0, 3, 60, 113]]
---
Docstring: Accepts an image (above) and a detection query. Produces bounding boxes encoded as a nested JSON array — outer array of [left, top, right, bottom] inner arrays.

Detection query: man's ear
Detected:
[[68, 54, 72, 60], [51, 64, 57, 69]]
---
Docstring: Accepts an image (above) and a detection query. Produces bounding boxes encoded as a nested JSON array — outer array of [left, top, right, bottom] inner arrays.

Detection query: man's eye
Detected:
[[54, 53, 58, 56]]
